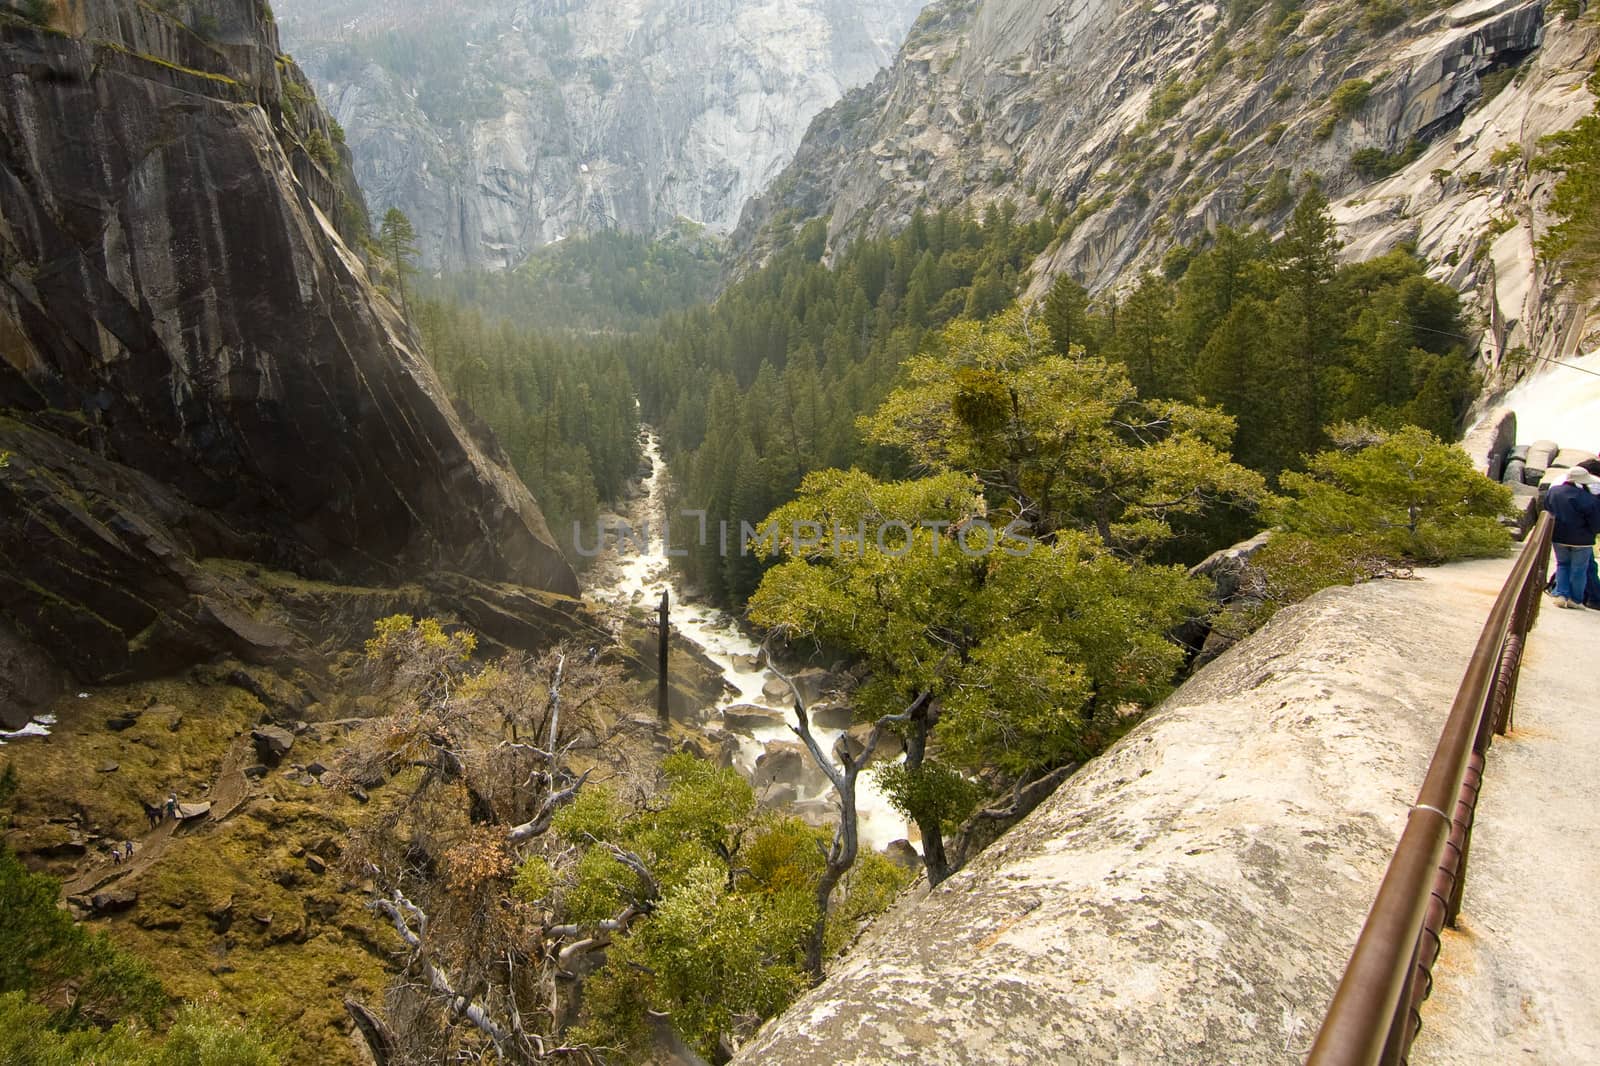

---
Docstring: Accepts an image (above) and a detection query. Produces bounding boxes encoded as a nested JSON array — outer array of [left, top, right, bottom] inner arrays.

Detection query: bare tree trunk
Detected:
[[900, 705, 952, 887], [657, 590, 670, 725], [766, 641, 928, 979]]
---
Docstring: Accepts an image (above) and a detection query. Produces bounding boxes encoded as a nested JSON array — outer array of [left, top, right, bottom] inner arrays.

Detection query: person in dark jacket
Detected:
[[1545, 466, 1600, 609], [1580, 459, 1600, 607]]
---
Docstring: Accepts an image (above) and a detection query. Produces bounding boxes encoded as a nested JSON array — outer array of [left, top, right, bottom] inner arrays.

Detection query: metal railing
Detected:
[[1306, 512, 1554, 1066]]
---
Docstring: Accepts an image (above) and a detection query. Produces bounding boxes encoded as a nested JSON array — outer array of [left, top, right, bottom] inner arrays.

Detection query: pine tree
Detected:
[[379, 207, 420, 317], [1040, 273, 1090, 356]]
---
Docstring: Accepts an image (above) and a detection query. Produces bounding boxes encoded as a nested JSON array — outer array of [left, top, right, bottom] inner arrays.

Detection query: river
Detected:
[[585, 429, 913, 854]]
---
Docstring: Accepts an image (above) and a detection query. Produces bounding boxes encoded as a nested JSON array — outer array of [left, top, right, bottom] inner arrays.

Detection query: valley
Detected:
[[2, 0, 1599, 1062]]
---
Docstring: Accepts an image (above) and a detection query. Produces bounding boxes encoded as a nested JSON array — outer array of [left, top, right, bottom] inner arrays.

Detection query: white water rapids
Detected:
[[586, 430, 913, 854], [1474, 349, 1600, 446]]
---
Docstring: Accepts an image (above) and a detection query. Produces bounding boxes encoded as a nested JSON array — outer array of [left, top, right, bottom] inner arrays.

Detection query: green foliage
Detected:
[[861, 308, 1267, 555], [1271, 424, 1514, 563], [303, 129, 337, 170], [821, 851, 912, 956], [424, 225, 724, 334], [1360, 0, 1409, 33], [744, 312, 1232, 872], [1536, 71, 1600, 287], [1254, 168, 1294, 214], [1329, 77, 1373, 117], [559, 755, 884, 1057], [873, 761, 982, 834], [0, 994, 280, 1065], [579, 865, 810, 1057], [1086, 194, 1480, 476], [616, 201, 1053, 606], [1148, 75, 1195, 122], [512, 855, 556, 903], [281, 79, 312, 113], [411, 294, 639, 560], [0, 779, 274, 1061], [1248, 531, 1397, 611], [0, 838, 166, 1028], [1350, 139, 1424, 179], [376, 207, 418, 315]]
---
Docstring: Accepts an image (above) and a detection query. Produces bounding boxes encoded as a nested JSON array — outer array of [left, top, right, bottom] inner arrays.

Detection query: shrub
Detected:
[[1329, 77, 1373, 117], [1270, 424, 1514, 564], [1489, 142, 1522, 166], [1350, 138, 1424, 179]]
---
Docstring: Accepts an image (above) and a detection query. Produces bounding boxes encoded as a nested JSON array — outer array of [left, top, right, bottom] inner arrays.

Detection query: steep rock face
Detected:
[[0, 0, 578, 709], [272, 0, 926, 271], [1334, 17, 1600, 379], [734, 559, 1515, 1064], [736, 0, 1595, 366]]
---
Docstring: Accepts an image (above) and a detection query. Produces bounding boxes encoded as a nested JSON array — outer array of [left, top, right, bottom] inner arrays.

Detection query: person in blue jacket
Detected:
[[1545, 465, 1600, 609]]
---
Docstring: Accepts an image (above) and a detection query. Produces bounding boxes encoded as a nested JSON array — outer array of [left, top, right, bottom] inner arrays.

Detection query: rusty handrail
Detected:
[[1306, 511, 1554, 1066]]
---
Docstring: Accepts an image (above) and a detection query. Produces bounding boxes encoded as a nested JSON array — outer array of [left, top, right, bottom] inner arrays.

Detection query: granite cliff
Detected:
[[272, 0, 927, 271], [737, 0, 1599, 374], [0, 0, 580, 728]]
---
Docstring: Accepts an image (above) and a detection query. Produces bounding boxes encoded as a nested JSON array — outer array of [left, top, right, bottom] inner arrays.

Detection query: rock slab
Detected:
[[736, 560, 1517, 1065]]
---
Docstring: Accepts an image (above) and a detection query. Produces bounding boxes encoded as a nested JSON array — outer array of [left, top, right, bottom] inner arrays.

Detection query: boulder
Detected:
[[1187, 531, 1274, 602], [883, 839, 921, 872], [1556, 448, 1598, 469], [846, 721, 905, 760], [1501, 457, 1526, 485], [761, 666, 839, 706], [678, 730, 741, 768], [95, 762, 119, 774], [757, 782, 802, 808], [833, 732, 866, 765], [1526, 440, 1560, 470], [105, 714, 140, 732], [753, 741, 808, 790], [251, 725, 295, 763], [810, 701, 854, 730], [722, 704, 789, 735], [788, 797, 840, 827], [90, 889, 139, 915]]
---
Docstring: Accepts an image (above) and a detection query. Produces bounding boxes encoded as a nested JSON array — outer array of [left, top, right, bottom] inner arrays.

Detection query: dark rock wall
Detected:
[[0, 0, 578, 697]]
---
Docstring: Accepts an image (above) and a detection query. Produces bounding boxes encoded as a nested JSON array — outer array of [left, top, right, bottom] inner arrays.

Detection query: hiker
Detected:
[[1544, 465, 1600, 609], [165, 792, 178, 821], [123, 841, 134, 861], [110, 846, 122, 866], [1579, 460, 1600, 608]]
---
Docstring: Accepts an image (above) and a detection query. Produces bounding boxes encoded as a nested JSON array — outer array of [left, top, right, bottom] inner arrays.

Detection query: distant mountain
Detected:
[[734, 0, 1598, 372], [273, 0, 927, 271]]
